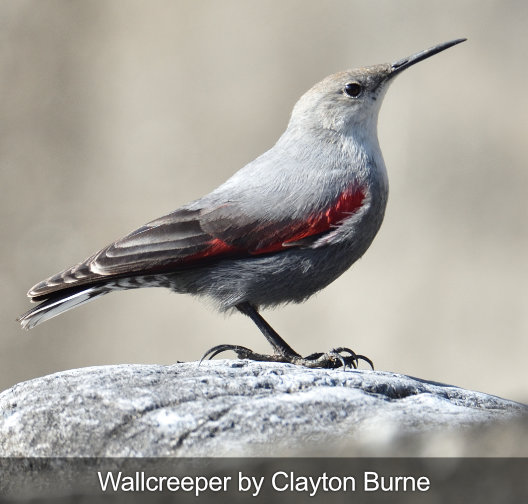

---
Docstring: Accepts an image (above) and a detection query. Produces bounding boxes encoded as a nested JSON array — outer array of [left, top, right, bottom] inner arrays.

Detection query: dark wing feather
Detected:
[[28, 208, 218, 299], [28, 185, 366, 300]]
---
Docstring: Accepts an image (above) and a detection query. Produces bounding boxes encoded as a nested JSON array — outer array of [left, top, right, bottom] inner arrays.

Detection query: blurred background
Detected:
[[1, 1, 526, 402]]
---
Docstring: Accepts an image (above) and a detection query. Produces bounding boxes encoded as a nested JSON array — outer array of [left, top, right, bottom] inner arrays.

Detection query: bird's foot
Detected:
[[303, 347, 374, 370], [200, 344, 373, 370]]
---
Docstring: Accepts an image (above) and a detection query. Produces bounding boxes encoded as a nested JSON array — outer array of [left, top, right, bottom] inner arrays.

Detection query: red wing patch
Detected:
[[185, 186, 366, 261], [262, 186, 365, 254], [188, 238, 239, 260], [27, 186, 366, 299]]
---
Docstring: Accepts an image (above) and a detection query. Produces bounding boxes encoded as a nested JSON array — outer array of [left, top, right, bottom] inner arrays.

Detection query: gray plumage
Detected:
[[18, 40, 465, 366]]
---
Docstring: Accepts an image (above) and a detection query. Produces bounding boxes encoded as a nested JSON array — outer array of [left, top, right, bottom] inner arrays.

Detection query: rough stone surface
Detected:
[[0, 360, 525, 457]]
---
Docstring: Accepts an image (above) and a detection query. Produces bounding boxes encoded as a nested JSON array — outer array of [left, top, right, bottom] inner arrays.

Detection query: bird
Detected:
[[18, 39, 466, 369]]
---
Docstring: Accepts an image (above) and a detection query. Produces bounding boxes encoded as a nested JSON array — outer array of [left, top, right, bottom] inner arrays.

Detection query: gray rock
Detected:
[[0, 360, 525, 457]]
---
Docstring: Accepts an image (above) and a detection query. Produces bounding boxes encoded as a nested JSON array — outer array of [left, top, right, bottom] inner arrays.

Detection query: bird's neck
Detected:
[[343, 119, 388, 193]]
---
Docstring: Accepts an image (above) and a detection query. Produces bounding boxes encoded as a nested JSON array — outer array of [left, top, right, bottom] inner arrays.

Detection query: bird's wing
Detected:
[[28, 185, 365, 300]]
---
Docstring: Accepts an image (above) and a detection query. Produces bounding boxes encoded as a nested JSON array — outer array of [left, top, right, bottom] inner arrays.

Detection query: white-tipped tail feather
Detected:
[[17, 287, 108, 330]]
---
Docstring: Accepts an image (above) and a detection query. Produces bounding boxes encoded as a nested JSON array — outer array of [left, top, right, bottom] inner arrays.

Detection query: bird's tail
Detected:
[[17, 286, 109, 330]]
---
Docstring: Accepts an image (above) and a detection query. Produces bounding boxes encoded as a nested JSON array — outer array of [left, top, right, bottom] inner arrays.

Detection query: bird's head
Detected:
[[288, 39, 466, 138]]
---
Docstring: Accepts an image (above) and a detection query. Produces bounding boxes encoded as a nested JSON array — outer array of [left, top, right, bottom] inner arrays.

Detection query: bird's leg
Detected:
[[236, 302, 301, 358], [200, 302, 374, 370]]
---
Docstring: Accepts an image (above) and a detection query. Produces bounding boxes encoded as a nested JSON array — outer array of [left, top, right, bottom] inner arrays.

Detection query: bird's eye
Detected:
[[344, 82, 362, 98]]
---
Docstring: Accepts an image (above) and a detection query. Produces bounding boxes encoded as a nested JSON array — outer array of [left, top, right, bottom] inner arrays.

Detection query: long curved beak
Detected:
[[390, 38, 467, 76]]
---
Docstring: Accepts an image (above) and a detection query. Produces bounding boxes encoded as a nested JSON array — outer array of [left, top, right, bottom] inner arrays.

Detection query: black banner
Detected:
[[0, 458, 526, 503]]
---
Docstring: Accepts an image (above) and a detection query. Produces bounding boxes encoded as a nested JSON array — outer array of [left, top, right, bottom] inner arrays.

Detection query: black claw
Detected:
[[332, 346, 356, 355], [328, 350, 347, 369], [199, 344, 251, 364], [355, 354, 374, 370], [328, 347, 374, 370], [330, 347, 356, 369], [199, 342, 374, 370]]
